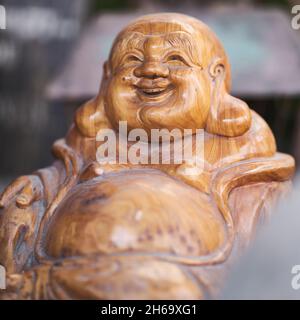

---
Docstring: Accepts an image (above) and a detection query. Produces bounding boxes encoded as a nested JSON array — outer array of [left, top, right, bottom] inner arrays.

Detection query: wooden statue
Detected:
[[0, 13, 295, 299]]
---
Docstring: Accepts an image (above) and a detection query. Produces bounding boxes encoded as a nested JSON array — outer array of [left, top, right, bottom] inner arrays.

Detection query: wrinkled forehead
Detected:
[[109, 20, 211, 64], [115, 31, 200, 57]]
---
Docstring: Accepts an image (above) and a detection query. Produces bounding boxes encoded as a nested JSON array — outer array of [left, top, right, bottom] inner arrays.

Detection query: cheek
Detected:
[[170, 69, 211, 127], [193, 73, 211, 126], [169, 67, 194, 85], [105, 74, 141, 128], [108, 69, 133, 94], [107, 71, 135, 106], [170, 68, 210, 95], [195, 73, 211, 108]]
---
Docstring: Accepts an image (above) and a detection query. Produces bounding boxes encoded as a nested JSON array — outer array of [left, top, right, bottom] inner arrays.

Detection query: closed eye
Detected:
[[123, 54, 143, 65], [166, 54, 189, 66]]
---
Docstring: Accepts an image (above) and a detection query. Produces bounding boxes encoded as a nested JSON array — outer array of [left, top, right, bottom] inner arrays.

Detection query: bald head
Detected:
[[109, 13, 231, 91]]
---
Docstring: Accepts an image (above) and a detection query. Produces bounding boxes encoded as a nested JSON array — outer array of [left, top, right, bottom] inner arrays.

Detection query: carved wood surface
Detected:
[[0, 13, 295, 299]]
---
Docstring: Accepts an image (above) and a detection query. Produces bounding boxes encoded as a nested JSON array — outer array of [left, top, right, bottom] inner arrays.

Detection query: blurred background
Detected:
[[0, 0, 300, 299]]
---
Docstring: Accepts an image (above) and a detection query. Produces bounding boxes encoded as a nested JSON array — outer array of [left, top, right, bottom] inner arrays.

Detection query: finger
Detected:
[[7, 274, 23, 290], [0, 176, 29, 208], [16, 176, 42, 209], [16, 183, 33, 209]]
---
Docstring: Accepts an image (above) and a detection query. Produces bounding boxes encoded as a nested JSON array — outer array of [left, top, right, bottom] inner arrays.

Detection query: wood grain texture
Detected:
[[0, 13, 295, 299]]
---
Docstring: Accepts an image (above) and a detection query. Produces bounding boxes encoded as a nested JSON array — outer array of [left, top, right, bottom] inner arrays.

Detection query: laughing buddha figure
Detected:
[[0, 13, 295, 299]]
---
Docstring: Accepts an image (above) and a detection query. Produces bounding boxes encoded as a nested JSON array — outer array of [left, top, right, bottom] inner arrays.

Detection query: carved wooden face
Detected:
[[103, 16, 222, 134]]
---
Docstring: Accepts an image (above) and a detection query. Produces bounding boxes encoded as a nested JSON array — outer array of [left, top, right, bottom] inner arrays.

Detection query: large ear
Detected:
[[205, 59, 251, 137], [75, 96, 112, 138], [103, 60, 111, 79], [74, 61, 112, 138]]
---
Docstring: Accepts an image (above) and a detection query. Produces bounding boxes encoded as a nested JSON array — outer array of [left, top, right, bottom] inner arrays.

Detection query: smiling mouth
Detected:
[[136, 86, 173, 98]]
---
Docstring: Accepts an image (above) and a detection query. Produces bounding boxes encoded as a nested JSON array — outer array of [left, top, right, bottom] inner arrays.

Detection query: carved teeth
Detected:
[[139, 87, 169, 96], [142, 88, 166, 93]]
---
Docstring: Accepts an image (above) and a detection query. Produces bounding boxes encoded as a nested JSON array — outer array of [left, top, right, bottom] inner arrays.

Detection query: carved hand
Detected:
[[0, 175, 43, 209]]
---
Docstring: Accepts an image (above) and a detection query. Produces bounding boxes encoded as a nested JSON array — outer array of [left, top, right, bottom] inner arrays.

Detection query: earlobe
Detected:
[[206, 61, 251, 137], [75, 97, 112, 138], [74, 62, 112, 138], [206, 93, 251, 137]]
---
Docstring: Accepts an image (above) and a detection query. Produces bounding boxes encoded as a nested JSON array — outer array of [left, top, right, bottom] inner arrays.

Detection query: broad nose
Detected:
[[134, 61, 169, 79]]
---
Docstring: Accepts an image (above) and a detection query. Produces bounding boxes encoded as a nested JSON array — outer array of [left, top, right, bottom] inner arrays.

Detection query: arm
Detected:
[[0, 161, 66, 274], [0, 136, 81, 274]]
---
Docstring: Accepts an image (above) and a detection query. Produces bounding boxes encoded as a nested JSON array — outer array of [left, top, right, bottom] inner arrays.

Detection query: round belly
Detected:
[[44, 169, 226, 258]]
